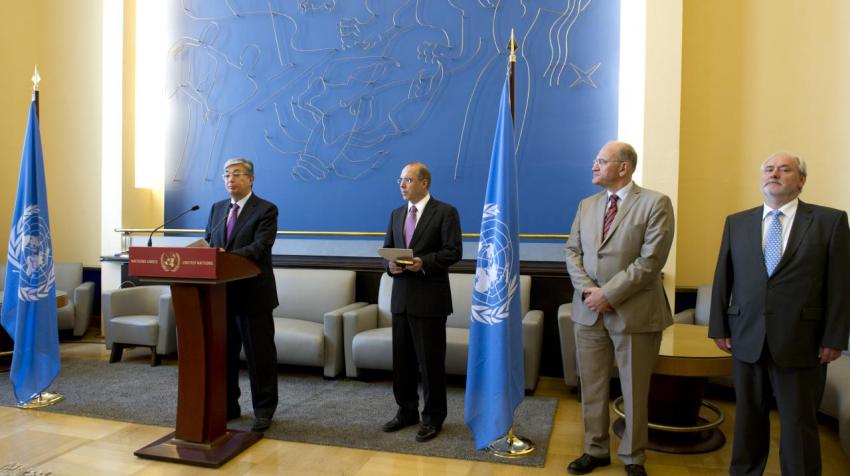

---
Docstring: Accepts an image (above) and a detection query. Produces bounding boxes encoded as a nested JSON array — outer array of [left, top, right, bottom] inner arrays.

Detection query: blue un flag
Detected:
[[1, 99, 60, 404], [464, 77, 524, 449]]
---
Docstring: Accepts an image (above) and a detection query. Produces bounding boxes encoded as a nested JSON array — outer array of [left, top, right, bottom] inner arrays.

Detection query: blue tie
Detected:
[[764, 209, 783, 276]]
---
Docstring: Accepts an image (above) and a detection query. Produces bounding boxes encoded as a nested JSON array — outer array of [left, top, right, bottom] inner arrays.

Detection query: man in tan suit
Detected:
[[564, 141, 675, 476]]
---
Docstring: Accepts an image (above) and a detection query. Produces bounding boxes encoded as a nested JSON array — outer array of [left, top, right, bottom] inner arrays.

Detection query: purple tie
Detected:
[[226, 203, 240, 241], [404, 205, 417, 247]]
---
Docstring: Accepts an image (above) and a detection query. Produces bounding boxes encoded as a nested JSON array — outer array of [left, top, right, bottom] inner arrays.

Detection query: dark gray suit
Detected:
[[384, 197, 462, 425], [205, 193, 279, 419], [709, 200, 850, 475]]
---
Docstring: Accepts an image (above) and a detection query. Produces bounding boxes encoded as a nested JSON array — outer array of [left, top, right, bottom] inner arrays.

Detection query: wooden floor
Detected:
[[1, 341, 848, 475]]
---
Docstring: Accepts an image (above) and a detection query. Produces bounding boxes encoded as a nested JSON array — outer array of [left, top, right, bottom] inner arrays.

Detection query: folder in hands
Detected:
[[378, 248, 414, 265]]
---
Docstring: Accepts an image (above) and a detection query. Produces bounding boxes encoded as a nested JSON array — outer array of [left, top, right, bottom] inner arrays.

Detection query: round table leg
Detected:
[[612, 417, 726, 454], [611, 374, 728, 454]]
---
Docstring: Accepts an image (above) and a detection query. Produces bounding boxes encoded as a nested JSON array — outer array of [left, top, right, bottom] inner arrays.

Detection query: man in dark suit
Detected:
[[565, 141, 675, 476], [380, 162, 462, 442], [204, 157, 279, 432], [709, 152, 850, 475]]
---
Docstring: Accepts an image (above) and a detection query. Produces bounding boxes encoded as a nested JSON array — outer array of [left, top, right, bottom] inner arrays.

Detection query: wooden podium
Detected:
[[128, 246, 262, 468]]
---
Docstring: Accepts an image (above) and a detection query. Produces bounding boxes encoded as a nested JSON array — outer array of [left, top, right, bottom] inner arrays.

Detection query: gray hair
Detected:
[[224, 157, 254, 176], [761, 152, 807, 177], [608, 141, 638, 169]]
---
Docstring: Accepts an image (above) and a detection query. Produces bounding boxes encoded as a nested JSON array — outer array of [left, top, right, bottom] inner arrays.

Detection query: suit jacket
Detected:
[[205, 193, 279, 314], [565, 184, 675, 333], [384, 197, 462, 317], [708, 201, 850, 368]]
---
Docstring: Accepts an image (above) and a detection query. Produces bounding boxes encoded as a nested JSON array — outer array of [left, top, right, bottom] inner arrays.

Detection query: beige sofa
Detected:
[[342, 273, 544, 391]]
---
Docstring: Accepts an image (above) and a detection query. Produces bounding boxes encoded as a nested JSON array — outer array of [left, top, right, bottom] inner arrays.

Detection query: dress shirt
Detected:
[[762, 198, 798, 254]]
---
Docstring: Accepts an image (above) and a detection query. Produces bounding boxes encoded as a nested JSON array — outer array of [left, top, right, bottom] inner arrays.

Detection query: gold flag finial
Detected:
[[32, 65, 41, 91], [508, 29, 517, 63]]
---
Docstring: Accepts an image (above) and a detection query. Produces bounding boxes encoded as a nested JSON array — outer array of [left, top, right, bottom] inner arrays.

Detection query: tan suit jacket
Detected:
[[565, 184, 675, 333]]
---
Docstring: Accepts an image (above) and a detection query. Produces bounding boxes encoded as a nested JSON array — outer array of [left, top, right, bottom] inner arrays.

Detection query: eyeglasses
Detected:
[[396, 177, 421, 185], [593, 158, 624, 167], [221, 172, 250, 180]]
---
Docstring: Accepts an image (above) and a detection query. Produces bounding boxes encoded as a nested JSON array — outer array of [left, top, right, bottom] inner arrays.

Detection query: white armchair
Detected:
[[102, 286, 176, 366], [343, 273, 545, 391], [673, 284, 712, 325], [265, 268, 367, 378], [55, 263, 96, 337], [557, 302, 579, 388]]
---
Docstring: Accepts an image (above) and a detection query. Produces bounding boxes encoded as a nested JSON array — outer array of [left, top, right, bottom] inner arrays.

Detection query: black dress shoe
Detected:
[[382, 416, 419, 433], [415, 424, 441, 442], [567, 453, 611, 475], [251, 416, 272, 432], [624, 464, 647, 476]]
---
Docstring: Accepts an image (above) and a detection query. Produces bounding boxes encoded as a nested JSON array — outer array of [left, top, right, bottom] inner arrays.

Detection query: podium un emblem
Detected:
[[160, 252, 181, 272]]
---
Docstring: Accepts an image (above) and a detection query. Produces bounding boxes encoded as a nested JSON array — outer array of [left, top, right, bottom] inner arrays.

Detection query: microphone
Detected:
[[147, 205, 200, 247], [205, 202, 233, 247]]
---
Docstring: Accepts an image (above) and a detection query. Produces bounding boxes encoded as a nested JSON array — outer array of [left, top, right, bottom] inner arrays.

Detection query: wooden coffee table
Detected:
[[612, 323, 733, 453]]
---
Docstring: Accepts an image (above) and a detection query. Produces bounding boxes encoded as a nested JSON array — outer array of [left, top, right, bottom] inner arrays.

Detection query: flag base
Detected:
[[18, 391, 64, 409], [486, 428, 535, 458]]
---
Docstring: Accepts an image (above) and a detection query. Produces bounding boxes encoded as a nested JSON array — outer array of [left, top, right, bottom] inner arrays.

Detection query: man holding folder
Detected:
[[380, 162, 462, 442]]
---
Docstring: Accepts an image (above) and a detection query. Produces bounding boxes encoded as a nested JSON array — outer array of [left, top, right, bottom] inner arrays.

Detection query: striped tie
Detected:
[[602, 194, 619, 240]]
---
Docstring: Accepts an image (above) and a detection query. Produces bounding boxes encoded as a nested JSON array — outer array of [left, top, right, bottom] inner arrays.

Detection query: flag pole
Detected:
[[17, 65, 64, 409], [508, 29, 517, 122], [32, 65, 40, 118], [485, 31, 535, 459]]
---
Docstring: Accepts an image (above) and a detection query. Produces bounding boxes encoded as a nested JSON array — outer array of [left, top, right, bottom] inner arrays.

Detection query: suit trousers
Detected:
[[730, 343, 826, 476], [226, 310, 279, 419], [574, 318, 661, 465], [391, 312, 447, 426]]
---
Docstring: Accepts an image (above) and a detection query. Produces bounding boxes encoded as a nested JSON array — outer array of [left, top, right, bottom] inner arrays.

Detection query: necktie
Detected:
[[226, 203, 240, 242], [602, 194, 619, 240], [764, 209, 783, 276], [404, 205, 418, 247]]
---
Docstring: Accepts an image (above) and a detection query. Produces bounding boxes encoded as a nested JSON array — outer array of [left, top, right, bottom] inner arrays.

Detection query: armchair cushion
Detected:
[[108, 316, 160, 345]]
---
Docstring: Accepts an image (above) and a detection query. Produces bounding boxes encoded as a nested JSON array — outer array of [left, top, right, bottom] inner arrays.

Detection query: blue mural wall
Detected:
[[164, 0, 620, 236]]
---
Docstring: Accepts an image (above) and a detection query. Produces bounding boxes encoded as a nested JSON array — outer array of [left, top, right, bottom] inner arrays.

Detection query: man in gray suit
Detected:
[[565, 141, 675, 476], [709, 152, 850, 476]]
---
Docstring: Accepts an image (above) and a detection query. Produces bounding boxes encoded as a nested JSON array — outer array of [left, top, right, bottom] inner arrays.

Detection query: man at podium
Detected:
[[204, 157, 279, 432]]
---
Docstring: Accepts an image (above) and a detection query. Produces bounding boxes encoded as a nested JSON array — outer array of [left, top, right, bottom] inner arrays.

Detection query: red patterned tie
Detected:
[[602, 194, 618, 240]]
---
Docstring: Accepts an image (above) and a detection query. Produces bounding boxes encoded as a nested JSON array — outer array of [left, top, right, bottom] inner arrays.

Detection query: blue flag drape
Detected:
[[1, 99, 60, 404], [464, 77, 524, 449]]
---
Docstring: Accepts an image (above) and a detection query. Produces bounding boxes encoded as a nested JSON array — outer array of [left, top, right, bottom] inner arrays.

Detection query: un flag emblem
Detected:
[[471, 204, 518, 325], [7, 205, 55, 302]]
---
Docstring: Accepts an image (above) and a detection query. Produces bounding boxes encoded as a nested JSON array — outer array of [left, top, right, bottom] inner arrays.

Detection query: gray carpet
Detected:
[[0, 356, 556, 467]]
